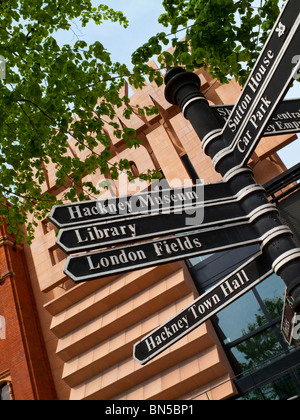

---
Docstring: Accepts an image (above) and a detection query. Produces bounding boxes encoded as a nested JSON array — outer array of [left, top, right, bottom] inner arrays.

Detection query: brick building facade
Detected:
[[0, 223, 56, 400], [0, 64, 298, 400]]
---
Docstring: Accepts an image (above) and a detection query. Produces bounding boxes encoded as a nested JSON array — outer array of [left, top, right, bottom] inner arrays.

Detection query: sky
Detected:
[[56, 0, 300, 169]]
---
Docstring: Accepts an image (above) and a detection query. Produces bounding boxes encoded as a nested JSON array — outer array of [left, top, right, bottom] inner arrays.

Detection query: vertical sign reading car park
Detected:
[[212, 0, 300, 179], [222, 0, 300, 147]]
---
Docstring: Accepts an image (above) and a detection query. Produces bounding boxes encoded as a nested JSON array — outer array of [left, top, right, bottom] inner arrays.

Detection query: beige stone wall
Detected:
[[23, 64, 297, 400]]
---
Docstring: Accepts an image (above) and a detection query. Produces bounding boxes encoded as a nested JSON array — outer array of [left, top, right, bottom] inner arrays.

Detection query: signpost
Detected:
[[157, 0, 300, 363], [49, 0, 300, 365], [134, 252, 273, 365]]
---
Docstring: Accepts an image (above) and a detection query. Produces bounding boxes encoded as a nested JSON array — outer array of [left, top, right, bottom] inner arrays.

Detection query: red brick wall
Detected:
[[0, 224, 57, 400]]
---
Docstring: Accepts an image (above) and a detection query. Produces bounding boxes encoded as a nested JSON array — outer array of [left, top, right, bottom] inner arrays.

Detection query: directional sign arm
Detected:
[[49, 182, 233, 229], [222, 0, 300, 146], [210, 99, 300, 139], [63, 210, 287, 283], [133, 251, 273, 365], [213, 13, 300, 179]]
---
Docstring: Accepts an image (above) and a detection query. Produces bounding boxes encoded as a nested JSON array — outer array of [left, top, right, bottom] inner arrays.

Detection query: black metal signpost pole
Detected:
[[164, 1, 300, 312]]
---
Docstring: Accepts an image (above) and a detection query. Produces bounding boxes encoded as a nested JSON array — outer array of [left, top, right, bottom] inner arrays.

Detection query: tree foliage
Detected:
[[0, 1, 162, 243], [0, 1, 287, 243], [236, 297, 284, 371], [133, 0, 284, 85]]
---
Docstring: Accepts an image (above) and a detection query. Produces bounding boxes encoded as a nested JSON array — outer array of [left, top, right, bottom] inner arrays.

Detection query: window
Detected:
[[237, 370, 300, 400], [0, 383, 11, 400], [228, 326, 285, 372], [188, 244, 260, 295], [212, 272, 300, 400], [129, 161, 139, 179], [213, 273, 287, 374]]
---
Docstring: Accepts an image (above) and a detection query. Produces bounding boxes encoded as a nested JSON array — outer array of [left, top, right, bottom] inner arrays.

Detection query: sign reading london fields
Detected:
[[211, 98, 300, 138], [63, 219, 289, 283], [134, 252, 273, 365]]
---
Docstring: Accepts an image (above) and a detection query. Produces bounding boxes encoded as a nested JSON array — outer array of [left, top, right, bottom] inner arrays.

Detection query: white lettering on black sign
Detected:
[[133, 253, 273, 365]]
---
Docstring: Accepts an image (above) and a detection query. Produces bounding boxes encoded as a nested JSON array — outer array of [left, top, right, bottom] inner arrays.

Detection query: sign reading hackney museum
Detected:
[[49, 181, 234, 229]]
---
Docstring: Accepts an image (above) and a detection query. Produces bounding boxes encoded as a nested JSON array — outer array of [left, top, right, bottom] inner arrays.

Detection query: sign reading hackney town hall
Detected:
[[134, 252, 273, 365], [50, 0, 300, 365]]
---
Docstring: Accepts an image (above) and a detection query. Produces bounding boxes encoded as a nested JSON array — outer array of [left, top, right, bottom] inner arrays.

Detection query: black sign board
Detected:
[[134, 252, 273, 365], [211, 98, 300, 139], [222, 0, 300, 147], [49, 182, 233, 229], [215, 15, 300, 179], [63, 219, 287, 283], [56, 185, 265, 254]]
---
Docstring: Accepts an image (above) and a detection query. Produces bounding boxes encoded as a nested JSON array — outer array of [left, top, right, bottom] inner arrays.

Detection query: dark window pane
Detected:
[[0, 384, 11, 400], [255, 274, 285, 319], [239, 373, 300, 400], [229, 327, 284, 372], [214, 289, 267, 344], [260, 373, 300, 400], [237, 390, 265, 400]]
